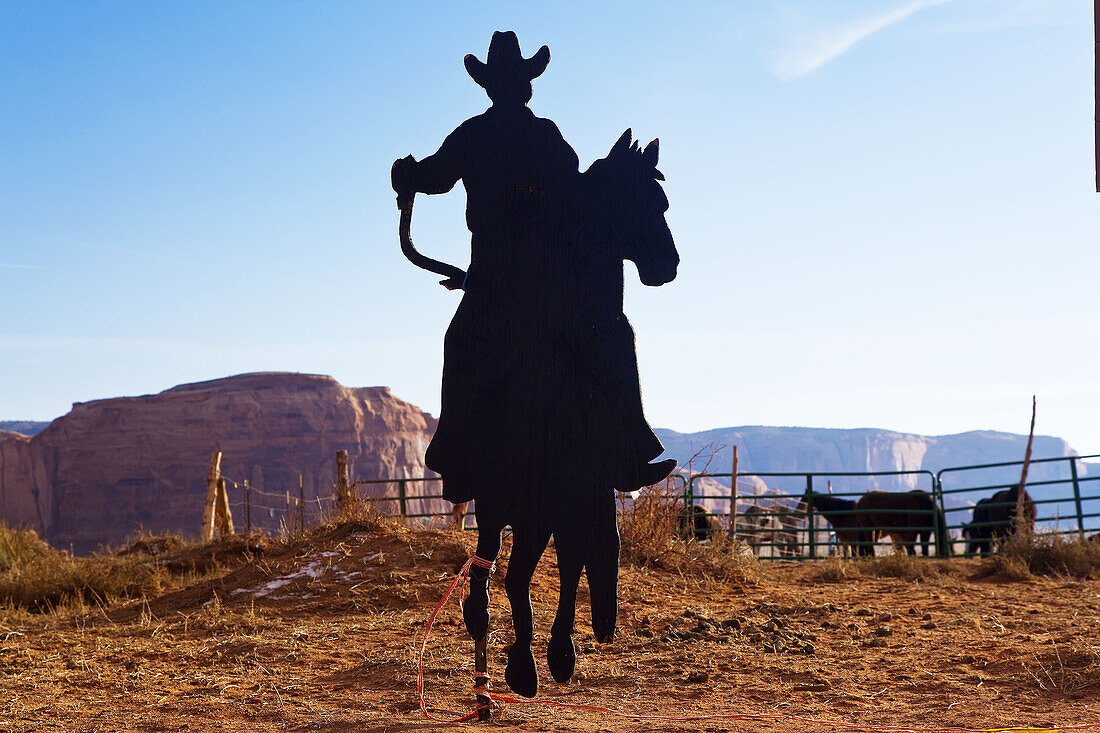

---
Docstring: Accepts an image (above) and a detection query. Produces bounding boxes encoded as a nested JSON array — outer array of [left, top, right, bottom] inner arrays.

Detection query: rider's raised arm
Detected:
[[407, 125, 467, 195]]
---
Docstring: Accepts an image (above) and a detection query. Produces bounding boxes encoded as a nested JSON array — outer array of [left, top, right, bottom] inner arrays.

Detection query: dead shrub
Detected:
[[979, 532, 1100, 580], [116, 531, 189, 557], [0, 549, 168, 613], [157, 533, 271, 575], [810, 556, 862, 582], [0, 524, 50, 571], [618, 478, 758, 583], [856, 552, 951, 581]]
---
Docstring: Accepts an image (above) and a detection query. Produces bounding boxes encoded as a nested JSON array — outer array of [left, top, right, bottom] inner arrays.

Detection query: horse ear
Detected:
[[643, 138, 659, 167], [610, 128, 632, 157]]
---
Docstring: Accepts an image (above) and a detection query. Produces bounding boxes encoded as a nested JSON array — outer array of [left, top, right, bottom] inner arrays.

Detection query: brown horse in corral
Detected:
[[451, 501, 468, 528], [856, 490, 951, 557]]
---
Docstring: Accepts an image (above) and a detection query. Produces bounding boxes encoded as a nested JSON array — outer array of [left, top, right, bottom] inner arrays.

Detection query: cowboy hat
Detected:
[[464, 31, 550, 90]]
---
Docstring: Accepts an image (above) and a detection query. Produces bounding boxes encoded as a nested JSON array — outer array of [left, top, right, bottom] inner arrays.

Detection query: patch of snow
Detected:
[[233, 560, 328, 597]]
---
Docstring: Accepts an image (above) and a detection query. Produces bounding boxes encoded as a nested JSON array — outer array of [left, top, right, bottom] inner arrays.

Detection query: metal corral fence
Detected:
[[216, 454, 1099, 559], [685, 454, 1100, 560], [936, 454, 1100, 546], [216, 473, 695, 535]]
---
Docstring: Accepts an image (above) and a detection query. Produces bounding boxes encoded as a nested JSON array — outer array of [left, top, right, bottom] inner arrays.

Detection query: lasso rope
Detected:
[[417, 555, 497, 723], [417, 557, 1100, 732]]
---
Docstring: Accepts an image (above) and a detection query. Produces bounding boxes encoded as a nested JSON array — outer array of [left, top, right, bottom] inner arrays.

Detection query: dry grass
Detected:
[[0, 524, 50, 571], [809, 555, 860, 582], [0, 524, 170, 613], [979, 532, 1100, 580], [0, 499, 418, 620], [809, 552, 958, 583], [856, 552, 956, 581], [1027, 640, 1100, 697], [115, 530, 190, 557], [618, 478, 758, 583]]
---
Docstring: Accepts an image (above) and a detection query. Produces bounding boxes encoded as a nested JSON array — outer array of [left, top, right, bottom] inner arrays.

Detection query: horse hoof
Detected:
[[505, 644, 539, 698], [546, 634, 576, 683], [462, 584, 490, 640], [592, 610, 617, 644]]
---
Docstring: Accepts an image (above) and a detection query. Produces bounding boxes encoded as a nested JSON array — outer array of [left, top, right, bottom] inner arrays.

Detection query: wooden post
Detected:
[[336, 450, 351, 515], [806, 475, 816, 559], [200, 450, 222, 542], [474, 637, 490, 721], [397, 479, 408, 518], [1015, 396, 1037, 538], [244, 480, 252, 534], [215, 477, 235, 537], [298, 473, 305, 532], [728, 445, 739, 539], [1070, 459, 1086, 539], [285, 490, 292, 534]]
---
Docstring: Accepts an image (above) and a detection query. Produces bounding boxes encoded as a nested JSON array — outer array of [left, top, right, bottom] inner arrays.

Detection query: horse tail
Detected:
[[934, 507, 952, 557]]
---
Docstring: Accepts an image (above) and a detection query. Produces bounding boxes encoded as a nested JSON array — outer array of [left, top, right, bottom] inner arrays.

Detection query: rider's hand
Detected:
[[391, 155, 417, 203]]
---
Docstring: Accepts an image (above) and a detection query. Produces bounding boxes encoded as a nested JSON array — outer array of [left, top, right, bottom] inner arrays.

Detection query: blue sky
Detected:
[[2, 1, 1098, 454]]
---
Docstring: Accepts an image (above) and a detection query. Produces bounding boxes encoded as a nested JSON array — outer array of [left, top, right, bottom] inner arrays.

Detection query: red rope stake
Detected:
[[417, 555, 496, 723]]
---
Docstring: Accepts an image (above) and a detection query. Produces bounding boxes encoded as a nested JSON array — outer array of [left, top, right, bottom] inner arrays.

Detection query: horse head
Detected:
[[584, 129, 679, 287]]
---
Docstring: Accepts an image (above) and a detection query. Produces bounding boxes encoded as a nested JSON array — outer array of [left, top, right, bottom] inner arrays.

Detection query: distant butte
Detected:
[[0, 373, 439, 554]]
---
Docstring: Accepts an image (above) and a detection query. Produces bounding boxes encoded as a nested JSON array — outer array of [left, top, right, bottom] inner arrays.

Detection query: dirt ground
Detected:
[[1, 520, 1098, 733]]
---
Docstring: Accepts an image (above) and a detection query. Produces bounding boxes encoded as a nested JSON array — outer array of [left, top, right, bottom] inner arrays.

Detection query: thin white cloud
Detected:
[[773, 0, 953, 81]]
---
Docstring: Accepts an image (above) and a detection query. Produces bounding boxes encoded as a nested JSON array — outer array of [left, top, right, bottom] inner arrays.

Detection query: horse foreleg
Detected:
[[584, 492, 620, 644], [463, 515, 503, 642], [903, 533, 917, 556], [547, 536, 584, 683], [503, 524, 551, 698]]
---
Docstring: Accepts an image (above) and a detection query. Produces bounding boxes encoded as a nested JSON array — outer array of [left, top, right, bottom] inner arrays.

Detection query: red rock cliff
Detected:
[[0, 373, 440, 553]]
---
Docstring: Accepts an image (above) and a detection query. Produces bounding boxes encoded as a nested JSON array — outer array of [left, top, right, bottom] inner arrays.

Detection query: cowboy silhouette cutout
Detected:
[[393, 31, 678, 708]]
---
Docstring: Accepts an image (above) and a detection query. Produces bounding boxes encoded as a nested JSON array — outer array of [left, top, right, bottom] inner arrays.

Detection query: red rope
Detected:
[[418, 557, 1100, 732]]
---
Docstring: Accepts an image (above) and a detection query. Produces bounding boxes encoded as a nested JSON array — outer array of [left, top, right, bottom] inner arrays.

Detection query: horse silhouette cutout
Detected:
[[392, 31, 678, 698]]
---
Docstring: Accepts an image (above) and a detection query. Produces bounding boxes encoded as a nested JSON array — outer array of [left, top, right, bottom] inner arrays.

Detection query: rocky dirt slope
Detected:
[[1, 518, 1096, 732]]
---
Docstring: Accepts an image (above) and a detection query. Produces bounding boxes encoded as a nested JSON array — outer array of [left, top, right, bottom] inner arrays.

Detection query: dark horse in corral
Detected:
[[804, 490, 862, 557], [962, 484, 1036, 556], [681, 505, 719, 541], [856, 490, 951, 557], [393, 32, 678, 699]]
